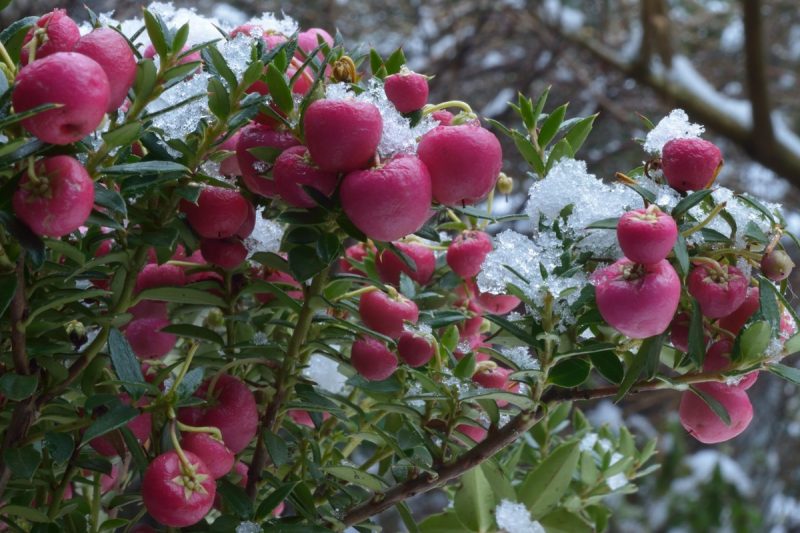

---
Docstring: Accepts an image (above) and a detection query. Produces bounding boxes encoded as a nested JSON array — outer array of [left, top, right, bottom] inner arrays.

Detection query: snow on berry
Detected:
[[643, 108, 705, 154]]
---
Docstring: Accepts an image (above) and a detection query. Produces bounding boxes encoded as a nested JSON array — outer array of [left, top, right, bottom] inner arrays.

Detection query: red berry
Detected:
[[703, 339, 758, 390], [472, 366, 509, 389], [687, 264, 749, 319], [661, 138, 723, 193], [359, 289, 419, 339], [235, 201, 256, 239], [679, 382, 753, 444], [12, 156, 94, 237], [339, 242, 374, 276], [457, 300, 483, 337], [198, 375, 258, 453], [143, 44, 201, 66], [475, 291, 520, 315], [592, 258, 681, 339], [20, 9, 80, 65], [761, 250, 794, 282], [384, 69, 429, 113], [456, 424, 487, 443], [341, 155, 433, 242], [135, 263, 187, 293], [129, 300, 169, 321], [142, 450, 216, 527], [181, 187, 251, 239], [125, 318, 176, 359], [447, 230, 493, 278], [73, 28, 136, 112], [417, 124, 503, 206], [288, 409, 331, 428], [719, 286, 760, 335], [616, 206, 678, 264], [200, 238, 247, 270], [350, 336, 398, 381], [255, 268, 303, 304], [304, 99, 383, 173], [218, 131, 243, 177], [669, 313, 693, 352], [375, 242, 436, 286], [274, 146, 339, 208], [397, 331, 435, 367], [236, 123, 300, 197], [13, 52, 110, 144], [453, 333, 490, 361], [181, 432, 235, 479]]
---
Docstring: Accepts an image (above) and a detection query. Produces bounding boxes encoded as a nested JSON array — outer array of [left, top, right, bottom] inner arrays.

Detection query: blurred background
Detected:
[[4, 1, 800, 531]]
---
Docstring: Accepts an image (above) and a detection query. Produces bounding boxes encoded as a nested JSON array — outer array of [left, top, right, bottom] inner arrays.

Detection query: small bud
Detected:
[[66, 319, 88, 349], [496, 173, 513, 195], [761, 249, 795, 281], [331, 56, 358, 83], [205, 308, 225, 328]]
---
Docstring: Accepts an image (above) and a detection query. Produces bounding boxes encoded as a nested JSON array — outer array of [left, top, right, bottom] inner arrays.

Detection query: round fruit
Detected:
[[236, 123, 300, 197], [616, 205, 678, 264], [687, 263, 749, 319], [719, 286, 760, 335], [218, 132, 243, 176], [457, 300, 483, 337], [181, 187, 251, 239], [359, 289, 419, 338], [13, 52, 110, 145], [456, 424, 487, 443], [198, 375, 258, 453], [417, 124, 503, 206], [20, 9, 80, 65], [679, 382, 753, 444], [339, 242, 374, 276], [303, 99, 383, 173], [703, 339, 758, 390], [125, 318, 176, 359], [181, 432, 235, 479], [142, 450, 216, 527], [73, 28, 137, 112], [135, 263, 187, 293], [375, 242, 436, 286], [341, 155, 433, 242], [397, 331, 435, 367], [12, 156, 94, 237], [447, 230, 493, 278], [592, 258, 681, 339], [297, 28, 334, 60], [200, 238, 247, 270], [661, 138, 723, 193], [761, 250, 794, 282], [350, 336, 398, 381], [384, 69, 429, 113], [274, 146, 339, 208]]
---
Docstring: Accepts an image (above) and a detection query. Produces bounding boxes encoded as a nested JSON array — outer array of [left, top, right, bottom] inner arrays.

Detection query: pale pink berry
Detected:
[[350, 336, 398, 381], [661, 138, 723, 193], [616, 205, 678, 264], [679, 382, 753, 444], [687, 263, 748, 319]]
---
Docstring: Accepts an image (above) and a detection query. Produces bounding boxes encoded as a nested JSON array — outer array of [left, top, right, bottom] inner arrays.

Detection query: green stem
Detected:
[[90, 472, 102, 533], [0, 41, 16, 73], [167, 342, 200, 397], [422, 100, 474, 116], [682, 202, 727, 237], [176, 421, 223, 442]]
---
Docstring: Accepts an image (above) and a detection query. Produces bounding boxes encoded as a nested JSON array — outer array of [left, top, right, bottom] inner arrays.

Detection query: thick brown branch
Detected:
[[742, 0, 774, 151]]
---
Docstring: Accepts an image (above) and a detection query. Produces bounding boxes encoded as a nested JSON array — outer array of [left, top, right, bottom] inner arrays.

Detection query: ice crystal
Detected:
[[495, 500, 545, 533], [147, 72, 211, 140], [235, 522, 262, 533], [643, 109, 705, 154], [303, 354, 348, 394], [245, 12, 299, 37], [217, 33, 257, 82], [501, 346, 540, 370], [245, 208, 284, 257]]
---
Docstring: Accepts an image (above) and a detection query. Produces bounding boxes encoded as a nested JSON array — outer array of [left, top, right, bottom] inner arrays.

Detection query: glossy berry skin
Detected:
[[304, 99, 383, 173], [350, 336, 398, 381], [142, 450, 216, 527], [200, 238, 247, 270], [341, 155, 433, 242], [397, 331, 435, 367], [719, 286, 760, 335], [274, 146, 339, 208], [687, 264, 749, 319], [297, 28, 334, 59], [73, 28, 137, 112], [236, 123, 300, 197], [417, 124, 503, 206], [472, 366, 510, 389], [359, 290, 419, 339], [21, 9, 80, 65], [12, 156, 94, 237], [476, 291, 520, 315], [181, 187, 250, 239], [616, 206, 678, 264], [679, 382, 753, 444], [125, 318, 176, 359], [661, 138, 723, 193], [135, 263, 186, 293], [181, 432, 235, 479], [384, 70, 429, 113], [703, 339, 758, 390], [447, 230, 493, 278], [375, 242, 436, 286], [761, 250, 794, 282], [13, 52, 110, 145], [592, 258, 681, 339], [198, 375, 258, 453]]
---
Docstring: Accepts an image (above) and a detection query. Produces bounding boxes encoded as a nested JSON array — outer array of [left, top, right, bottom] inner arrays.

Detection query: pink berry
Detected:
[[304, 99, 383, 173], [679, 382, 753, 444], [341, 155, 433, 242], [198, 375, 258, 453], [453, 333, 490, 361], [181, 432, 235, 480], [142, 450, 216, 527], [703, 339, 758, 390], [375, 242, 436, 286], [181, 187, 251, 239], [235, 201, 256, 240], [472, 366, 510, 389], [761, 250, 794, 282], [13, 52, 110, 145], [255, 268, 303, 304], [359, 289, 419, 339], [719, 286, 760, 335], [73, 28, 137, 112], [247, 65, 313, 126], [274, 146, 339, 208], [20, 9, 80, 65], [397, 331, 435, 367], [687, 263, 749, 319], [592, 258, 681, 339], [447, 230, 493, 278], [200, 238, 247, 270], [350, 336, 398, 381], [669, 313, 692, 352], [476, 291, 520, 315], [143, 44, 201, 67], [129, 300, 169, 321], [125, 318, 176, 359], [297, 28, 334, 60], [90, 395, 151, 457], [457, 300, 483, 338], [218, 132, 242, 177], [384, 69, 429, 113], [417, 124, 503, 206], [616, 206, 678, 264], [339, 242, 374, 276], [661, 138, 723, 193], [288, 409, 330, 428], [236, 123, 299, 197], [12, 156, 94, 237], [135, 263, 187, 293], [456, 424, 487, 443], [432, 111, 454, 125]]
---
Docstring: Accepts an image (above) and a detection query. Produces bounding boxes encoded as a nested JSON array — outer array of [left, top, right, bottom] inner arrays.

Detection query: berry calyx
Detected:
[[142, 450, 216, 527], [21, 9, 80, 65], [687, 262, 749, 319]]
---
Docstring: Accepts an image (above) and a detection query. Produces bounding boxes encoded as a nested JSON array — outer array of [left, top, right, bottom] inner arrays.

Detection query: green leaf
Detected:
[[673, 233, 689, 276], [538, 103, 568, 147], [136, 286, 227, 307], [589, 350, 623, 384], [480, 461, 516, 503], [511, 131, 545, 176], [0, 273, 15, 319], [563, 114, 597, 155], [255, 482, 298, 520], [584, 217, 618, 230], [419, 512, 467, 533], [689, 385, 731, 425], [102, 161, 189, 176], [531, 87, 550, 126], [102, 122, 142, 148], [216, 479, 253, 519], [623, 181, 657, 204], [316, 233, 343, 265], [735, 193, 776, 224], [757, 276, 781, 331], [0, 373, 38, 401], [785, 333, 800, 355], [549, 358, 591, 387], [160, 324, 225, 345], [176, 367, 204, 399], [83, 404, 140, 443], [94, 184, 128, 218], [266, 62, 294, 113], [614, 334, 665, 401], [171, 22, 190, 53], [384, 48, 407, 74], [518, 440, 580, 518], [143, 10, 170, 58], [768, 363, 800, 385], [288, 245, 326, 282], [453, 466, 494, 532], [0, 211, 45, 269], [25, 289, 108, 323], [207, 76, 231, 119], [545, 138, 574, 172], [458, 390, 535, 410], [132, 59, 158, 104], [0, 103, 62, 130], [264, 430, 289, 467], [3, 445, 41, 480], [452, 352, 476, 379], [325, 466, 387, 492], [671, 189, 714, 218], [688, 299, 706, 366], [738, 320, 771, 363], [539, 509, 593, 533], [0, 505, 50, 523], [44, 432, 74, 464], [107, 328, 146, 398]]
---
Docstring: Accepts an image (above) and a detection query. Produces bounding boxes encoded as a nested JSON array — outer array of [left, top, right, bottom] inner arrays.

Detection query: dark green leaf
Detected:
[[288, 245, 326, 282], [0, 505, 50, 523], [758, 276, 781, 331], [545, 138, 574, 172], [325, 465, 387, 491], [538, 103, 568, 147], [419, 512, 466, 533], [563, 114, 597, 155], [0, 103, 62, 129], [143, 10, 169, 58], [511, 130, 545, 176], [689, 385, 731, 426], [688, 299, 706, 365], [671, 189, 714, 218], [452, 352, 476, 379], [518, 440, 580, 518], [102, 122, 142, 148], [102, 161, 189, 176], [255, 482, 299, 520], [0, 373, 38, 401], [615, 334, 665, 401], [266, 62, 294, 113], [207, 76, 231, 119], [384, 48, 407, 74], [44, 432, 74, 464], [0, 211, 45, 269], [3, 445, 41, 480], [738, 321, 771, 363], [673, 233, 689, 276], [0, 273, 17, 319], [136, 286, 227, 307], [107, 328, 146, 397], [453, 466, 494, 532], [160, 324, 224, 345], [549, 358, 591, 387], [94, 184, 128, 218], [768, 363, 800, 385], [458, 390, 535, 410], [83, 404, 140, 442], [589, 350, 623, 384], [316, 233, 343, 265], [216, 479, 252, 519], [584, 217, 618, 230], [264, 430, 289, 467]]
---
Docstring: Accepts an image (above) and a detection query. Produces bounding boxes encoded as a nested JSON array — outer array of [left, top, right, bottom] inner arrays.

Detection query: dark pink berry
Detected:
[[447, 230, 493, 278], [661, 138, 723, 193], [679, 382, 753, 444], [135, 263, 187, 293], [339, 242, 374, 276], [616, 205, 678, 264], [274, 145, 339, 208], [359, 289, 419, 339], [142, 450, 215, 527], [397, 331, 435, 367], [384, 69, 429, 113], [181, 432, 235, 480], [350, 336, 398, 381], [703, 339, 758, 390], [719, 286, 760, 335], [198, 375, 258, 453], [181, 187, 251, 239], [236, 123, 300, 197], [21, 9, 80, 65], [687, 263, 748, 319], [375, 242, 436, 286], [73, 28, 136, 112], [200, 238, 247, 270], [125, 318, 176, 359]]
